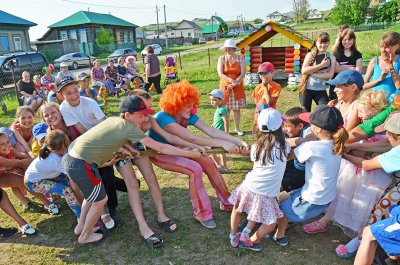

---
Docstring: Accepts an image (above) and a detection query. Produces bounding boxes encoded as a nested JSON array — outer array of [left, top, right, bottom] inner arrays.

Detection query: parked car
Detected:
[[54, 53, 96, 70], [227, 31, 239, 37], [198, 38, 206, 44], [0, 52, 49, 88], [107, 48, 137, 63], [141, 44, 163, 56]]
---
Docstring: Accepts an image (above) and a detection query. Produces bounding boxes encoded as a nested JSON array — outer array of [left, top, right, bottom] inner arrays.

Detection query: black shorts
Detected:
[[281, 160, 305, 192], [62, 153, 106, 202]]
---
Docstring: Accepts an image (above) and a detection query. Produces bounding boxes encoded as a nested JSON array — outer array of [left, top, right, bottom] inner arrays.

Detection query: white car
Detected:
[[54, 53, 96, 70], [141, 44, 163, 56]]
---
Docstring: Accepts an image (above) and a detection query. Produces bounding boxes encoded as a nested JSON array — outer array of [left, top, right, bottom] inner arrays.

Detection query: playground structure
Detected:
[[236, 22, 314, 86]]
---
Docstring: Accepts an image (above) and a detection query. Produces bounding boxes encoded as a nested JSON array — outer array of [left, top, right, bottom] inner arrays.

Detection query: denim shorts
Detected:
[[279, 188, 330, 223]]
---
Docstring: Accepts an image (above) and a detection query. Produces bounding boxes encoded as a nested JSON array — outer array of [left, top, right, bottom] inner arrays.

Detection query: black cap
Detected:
[[119, 96, 155, 114], [56, 76, 78, 92], [299, 105, 344, 133]]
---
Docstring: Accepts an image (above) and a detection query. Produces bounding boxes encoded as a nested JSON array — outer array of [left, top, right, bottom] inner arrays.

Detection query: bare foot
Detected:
[[140, 226, 155, 239], [74, 224, 100, 236], [78, 232, 103, 244]]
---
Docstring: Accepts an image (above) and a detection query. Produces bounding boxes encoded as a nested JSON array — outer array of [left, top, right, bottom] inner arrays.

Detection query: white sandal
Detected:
[[101, 213, 115, 229], [20, 224, 36, 235]]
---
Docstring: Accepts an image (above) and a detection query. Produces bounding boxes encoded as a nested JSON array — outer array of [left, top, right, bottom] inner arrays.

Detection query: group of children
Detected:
[[1, 28, 399, 264]]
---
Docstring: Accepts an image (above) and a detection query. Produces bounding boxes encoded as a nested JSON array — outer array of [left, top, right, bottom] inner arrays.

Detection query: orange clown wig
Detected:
[[159, 80, 201, 116]]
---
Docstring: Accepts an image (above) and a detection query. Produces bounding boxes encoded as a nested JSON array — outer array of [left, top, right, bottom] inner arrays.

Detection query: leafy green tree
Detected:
[[330, 0, 370, 26], [292, 0, 310, 24], [95, 27, 115, 45]]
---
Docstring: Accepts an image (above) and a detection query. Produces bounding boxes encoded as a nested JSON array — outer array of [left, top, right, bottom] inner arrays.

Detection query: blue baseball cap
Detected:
[[32, 123, 48, 141], [208, 89, 225, 100], [0, 127, 17, 146], [56, 76, 78, 92], [327, 70, 364, 90]]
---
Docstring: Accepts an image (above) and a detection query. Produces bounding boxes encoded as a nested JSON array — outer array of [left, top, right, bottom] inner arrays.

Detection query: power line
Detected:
[[166, 6, 213, 16], [60, 0, 154, 10]]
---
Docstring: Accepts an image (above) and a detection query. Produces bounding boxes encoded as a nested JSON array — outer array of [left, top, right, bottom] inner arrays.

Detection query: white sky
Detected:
[[1, 0, 335, 41]]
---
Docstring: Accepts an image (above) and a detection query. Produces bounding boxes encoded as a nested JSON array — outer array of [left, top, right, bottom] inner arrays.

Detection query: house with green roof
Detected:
[[0, 10, 37, 53], [202, 16, 228, 39], [38, 11, 138, 55]]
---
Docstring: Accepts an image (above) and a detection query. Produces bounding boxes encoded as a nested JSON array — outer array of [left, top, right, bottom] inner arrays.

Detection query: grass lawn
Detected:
[[0, 38, 367, 265]]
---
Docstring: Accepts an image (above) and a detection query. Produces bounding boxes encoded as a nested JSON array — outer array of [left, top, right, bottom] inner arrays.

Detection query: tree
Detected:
[[292, 0, 310, 24], [330, 0, 370, 26], [95, 27, 115, 45]]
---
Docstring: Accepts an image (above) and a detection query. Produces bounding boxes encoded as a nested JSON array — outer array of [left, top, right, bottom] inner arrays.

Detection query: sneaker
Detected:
[[266, 234, 288, 247], [200, 219, 217, 229], [238, 242, 262, 251], [20, 224, 36, 236], [45, 203, 59, 215], [0, 227, 18, 239], [239, 233, 253, 246], [235, 129, 244, 136]]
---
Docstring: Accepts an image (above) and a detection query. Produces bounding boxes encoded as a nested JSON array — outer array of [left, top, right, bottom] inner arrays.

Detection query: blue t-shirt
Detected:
[[148, 111, 200, 144], [80, 88, 98, 98], [378, 145, 400, 175], [293, 125, 311, 171], [371, 56, 400, 98]]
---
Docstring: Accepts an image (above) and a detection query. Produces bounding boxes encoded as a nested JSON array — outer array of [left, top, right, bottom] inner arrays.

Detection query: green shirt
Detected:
[[213, 105, 228, 131], [69, 117, 146, 165], [358, 105, 396, 138]]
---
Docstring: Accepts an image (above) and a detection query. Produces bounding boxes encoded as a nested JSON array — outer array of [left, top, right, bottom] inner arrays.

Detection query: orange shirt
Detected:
[[252, 81, 281, 109]]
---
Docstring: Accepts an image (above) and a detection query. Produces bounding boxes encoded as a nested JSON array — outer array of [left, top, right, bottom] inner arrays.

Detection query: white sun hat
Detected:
[[220, 39, 238, 50]]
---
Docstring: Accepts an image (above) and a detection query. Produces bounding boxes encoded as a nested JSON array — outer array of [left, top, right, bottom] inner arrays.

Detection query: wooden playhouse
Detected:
[[236, 22, 314, 85]]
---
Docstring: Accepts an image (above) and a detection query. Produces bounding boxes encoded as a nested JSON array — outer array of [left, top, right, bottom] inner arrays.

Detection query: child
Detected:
[[116, 57, 131, 94], [62, 96, 202, 245], [31, 122, 48, 158], [10, 106, 36, 156], [0, 188, 36, 237], [0, 132, 49, 213], [299, 32, 336, 112], [281, 107, 311, 192], [77, 72, 98, 101], [33, 75, 47, 100], [209, 89, 229, 171], [330, 28, 362, 100], [25, 130, 81, 219], [273, 105, 348, 246], [252, 62, 281, 133], [56, 62, 73, 79], [56, 76, 126, 222], [47, 84, 57, 103], [229, 108, 290, 251]]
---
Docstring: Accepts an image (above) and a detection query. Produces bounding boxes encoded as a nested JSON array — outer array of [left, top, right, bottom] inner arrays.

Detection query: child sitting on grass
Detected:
[[229, 108, 290, 251], [77, 72, 98, 102], [33, 75, 47, 101], [281, 107, 311, 192], [252, 62, 281, 133], [209, 89, 229, 171]]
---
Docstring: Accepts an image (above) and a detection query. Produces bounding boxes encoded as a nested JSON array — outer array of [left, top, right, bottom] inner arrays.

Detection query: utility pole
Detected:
[[240, 14, 245, 33], [156, 5, 160, 39], [214, 12, 218, 41], [164, 5, 168, 49], [211, 15, 214, 41]]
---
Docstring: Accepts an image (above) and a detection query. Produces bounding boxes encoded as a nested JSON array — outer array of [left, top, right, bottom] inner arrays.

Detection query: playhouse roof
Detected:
[[236, 21, 313, 49]]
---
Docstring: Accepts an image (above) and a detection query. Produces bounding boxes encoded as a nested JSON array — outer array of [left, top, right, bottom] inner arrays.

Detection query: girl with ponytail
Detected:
[[273, 105, 348, 246], [24, 130, 81, 220], [299, 32, 336, 111]]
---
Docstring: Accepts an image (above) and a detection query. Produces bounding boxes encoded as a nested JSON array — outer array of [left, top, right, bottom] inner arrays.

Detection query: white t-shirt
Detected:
[[25, 153, 65, 183], [60, 96, 105, 130], [294, 140, 341, 205], [243, 141, 291, 197]]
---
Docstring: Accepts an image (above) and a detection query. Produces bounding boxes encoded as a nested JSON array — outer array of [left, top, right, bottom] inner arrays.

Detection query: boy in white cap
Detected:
[[209, 88, 229, 171]]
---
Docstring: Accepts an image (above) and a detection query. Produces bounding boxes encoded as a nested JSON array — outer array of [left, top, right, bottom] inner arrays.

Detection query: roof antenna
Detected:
[[87, 7, 89, 12]]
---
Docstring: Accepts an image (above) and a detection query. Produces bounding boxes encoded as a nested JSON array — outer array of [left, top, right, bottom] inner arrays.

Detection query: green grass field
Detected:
[[0, 47, 356, 265], [2, 24, 396, 263]]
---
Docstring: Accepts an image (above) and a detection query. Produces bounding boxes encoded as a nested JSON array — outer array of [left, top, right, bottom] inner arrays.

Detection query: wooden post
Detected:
[[208, 48, 211, 66], [178, 51, 182, 70]]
